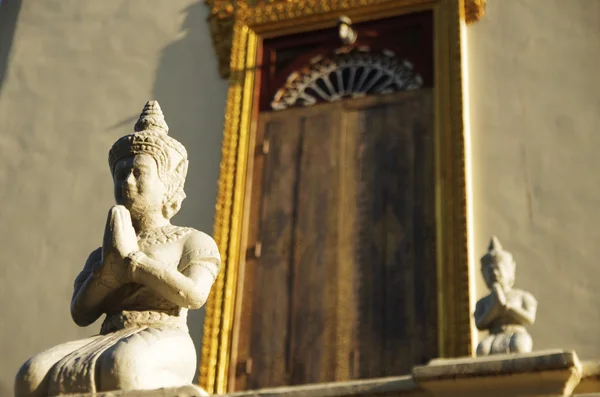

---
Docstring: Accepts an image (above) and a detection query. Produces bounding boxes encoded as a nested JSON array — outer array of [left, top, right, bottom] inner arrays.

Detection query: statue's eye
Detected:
[[133, 169, 142, 178]]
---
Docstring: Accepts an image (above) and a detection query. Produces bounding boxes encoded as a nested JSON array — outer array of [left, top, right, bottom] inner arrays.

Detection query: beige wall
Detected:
[[2, 0, 600, 393], [468, 0, 600, 357], [0, 0, 227, 393]]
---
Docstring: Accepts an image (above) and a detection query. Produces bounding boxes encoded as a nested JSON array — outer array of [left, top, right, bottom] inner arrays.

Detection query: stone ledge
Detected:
[[62, 378, 422, 397], [67, 385, 208, 397], [60, 351, 600, 397], [224, 376, 421, 397], [412, 349, 583, 397], [413, 349, 580, 380]]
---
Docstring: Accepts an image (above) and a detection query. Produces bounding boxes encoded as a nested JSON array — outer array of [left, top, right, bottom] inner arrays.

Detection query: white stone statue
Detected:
[[474, 236, 537, 356], [15, 101, 220, 396]]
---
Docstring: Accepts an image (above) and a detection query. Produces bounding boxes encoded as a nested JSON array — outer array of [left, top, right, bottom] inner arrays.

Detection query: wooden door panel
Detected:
[[288, 112, 340, 384], [238, 90, 436, 390], [346, 92, 436, 377], [247, 118, 302, 389]]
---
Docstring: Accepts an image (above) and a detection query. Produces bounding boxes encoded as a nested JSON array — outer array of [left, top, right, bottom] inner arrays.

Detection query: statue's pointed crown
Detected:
[[488, 235, 503, 252], [481, 235, 514, 267], [134, 100, 169, 134]]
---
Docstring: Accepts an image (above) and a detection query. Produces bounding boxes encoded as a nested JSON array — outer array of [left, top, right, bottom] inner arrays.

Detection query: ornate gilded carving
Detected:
[[204, 0, 486, 79], [465, 0, 486, 24], [201, 0, 473, 393], [206, 8, 235, 79], [200, 20, 254, 394]]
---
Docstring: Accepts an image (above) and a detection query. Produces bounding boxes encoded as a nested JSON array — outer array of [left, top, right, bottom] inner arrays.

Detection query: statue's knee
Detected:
[[510, 332, 532, 353], [14, 357, 49, 397], [98, 345, 149, 390], [476, 336, 493, 356]]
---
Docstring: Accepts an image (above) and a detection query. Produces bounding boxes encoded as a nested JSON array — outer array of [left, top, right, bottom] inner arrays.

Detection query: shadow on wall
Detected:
[[152, 0, 228, 383], [0, 2, 23, 392], [0, 0, 22, 95]]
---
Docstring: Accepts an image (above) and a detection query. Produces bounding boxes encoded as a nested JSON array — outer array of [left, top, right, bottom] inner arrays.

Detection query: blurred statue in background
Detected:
[[15, 101, 220, 396], [474, 236, 537, 356]]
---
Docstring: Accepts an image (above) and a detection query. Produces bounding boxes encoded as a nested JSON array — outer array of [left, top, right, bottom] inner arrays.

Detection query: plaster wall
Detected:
[[468, 0, 600, 357], [1, 0, 600, 393], [0, 0, 227, 393]]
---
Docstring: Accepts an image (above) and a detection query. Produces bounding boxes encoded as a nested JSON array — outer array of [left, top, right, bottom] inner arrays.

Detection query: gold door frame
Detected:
[[200, 0, 476, 393]]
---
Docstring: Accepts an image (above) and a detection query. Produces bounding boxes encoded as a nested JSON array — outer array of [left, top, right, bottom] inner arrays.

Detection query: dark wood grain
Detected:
[[288, 111, 340, 384], [348, 92, 436, 377], [353, 104, 387, 379], [381, 99, 417, 376], [409, 93, 437, 366], [233, 112, 268, 391], [247, 117, 302, 389]]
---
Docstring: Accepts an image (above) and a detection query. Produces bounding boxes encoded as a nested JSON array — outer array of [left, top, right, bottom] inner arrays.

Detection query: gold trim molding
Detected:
[[200, 0, 474, 394], [204, 0, 485, 79], [464, 0, 486, 24]]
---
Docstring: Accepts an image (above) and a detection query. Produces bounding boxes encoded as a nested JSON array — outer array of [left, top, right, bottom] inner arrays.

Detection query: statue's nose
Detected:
[[125, 171, 136, 186]]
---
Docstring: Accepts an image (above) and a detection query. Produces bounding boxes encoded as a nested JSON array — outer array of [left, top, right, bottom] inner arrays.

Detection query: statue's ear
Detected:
[[174, 159, 188, 179], [163, 197, 183, 220]]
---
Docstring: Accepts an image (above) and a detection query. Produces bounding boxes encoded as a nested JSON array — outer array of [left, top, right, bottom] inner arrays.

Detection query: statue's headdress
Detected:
[[108, 101, 189, 215], [480, 236, 516, 287], [480, 236, 514, 267]]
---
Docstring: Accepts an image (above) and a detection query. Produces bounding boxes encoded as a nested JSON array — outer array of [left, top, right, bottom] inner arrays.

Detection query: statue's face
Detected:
[[482, 258, 515, 290], [113, 153, 166, 217]]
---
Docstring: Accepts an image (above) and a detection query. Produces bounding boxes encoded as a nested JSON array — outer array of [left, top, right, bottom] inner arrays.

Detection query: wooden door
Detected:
[[233, 89, 437, 390]]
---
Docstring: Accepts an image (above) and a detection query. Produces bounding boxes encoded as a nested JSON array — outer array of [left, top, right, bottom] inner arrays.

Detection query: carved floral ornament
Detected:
[[205, 0, 486, 79], [271, 47, 424, 110]]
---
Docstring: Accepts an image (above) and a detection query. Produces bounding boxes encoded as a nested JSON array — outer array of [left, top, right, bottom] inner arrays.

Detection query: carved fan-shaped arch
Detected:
[[271, 47, 424, 111]]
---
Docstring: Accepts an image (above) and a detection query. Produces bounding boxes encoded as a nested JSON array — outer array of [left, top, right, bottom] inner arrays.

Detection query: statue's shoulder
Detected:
[[182, 229, 220, 260], [476, 292, 493, 304], [474, 293, 492, 312], [84, 247, 103, 266], [178, 229, 221, 276]]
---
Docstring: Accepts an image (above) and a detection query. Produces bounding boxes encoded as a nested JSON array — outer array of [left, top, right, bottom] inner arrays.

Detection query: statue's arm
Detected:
[[506, 292, 537, 325], [129, 231, 220, 309], [474, 296, 497, 330], [70, 248, 117, 327]]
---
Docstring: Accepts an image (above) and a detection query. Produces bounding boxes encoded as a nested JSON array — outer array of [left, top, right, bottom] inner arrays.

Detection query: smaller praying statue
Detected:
[[15, 101, 220, 396], [474, 236, 537, 356]]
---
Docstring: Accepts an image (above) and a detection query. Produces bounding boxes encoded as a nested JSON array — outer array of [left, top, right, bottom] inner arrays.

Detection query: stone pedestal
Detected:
[[412, 349, 583, 397]]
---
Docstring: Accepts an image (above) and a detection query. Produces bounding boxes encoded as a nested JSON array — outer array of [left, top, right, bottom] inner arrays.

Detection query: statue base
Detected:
[[64, 385, 209, 397]]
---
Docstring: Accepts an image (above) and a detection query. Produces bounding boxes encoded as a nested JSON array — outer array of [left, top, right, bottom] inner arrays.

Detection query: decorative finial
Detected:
[[134, 100, 169, 134], [337, 16, 357, 46], [488, 235, 503, 252]]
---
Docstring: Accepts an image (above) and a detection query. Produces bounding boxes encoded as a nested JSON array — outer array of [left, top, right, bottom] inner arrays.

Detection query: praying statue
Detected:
[[474, 236, 537, 356], [15, 101, 220, 396]]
